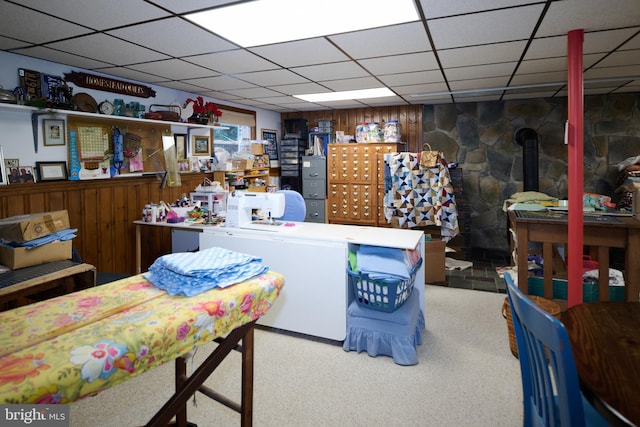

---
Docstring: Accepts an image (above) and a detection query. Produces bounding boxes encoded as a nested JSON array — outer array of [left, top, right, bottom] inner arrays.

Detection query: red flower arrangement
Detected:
[[183, 96, 222, 117]]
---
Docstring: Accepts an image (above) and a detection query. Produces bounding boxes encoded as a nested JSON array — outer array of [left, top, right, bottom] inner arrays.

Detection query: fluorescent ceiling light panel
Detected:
[[185, 0, 419, 47], [294, 88, 395, 102]]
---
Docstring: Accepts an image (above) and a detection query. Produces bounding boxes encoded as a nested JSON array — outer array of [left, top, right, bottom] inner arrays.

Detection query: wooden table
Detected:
[[509, 210, 640, 302], [0, 260, 96, 310], [563, 302, 640, 426]]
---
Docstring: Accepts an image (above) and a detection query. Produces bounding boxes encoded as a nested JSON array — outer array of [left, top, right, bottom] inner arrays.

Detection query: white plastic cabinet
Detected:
[[200, 228, 348, 341]]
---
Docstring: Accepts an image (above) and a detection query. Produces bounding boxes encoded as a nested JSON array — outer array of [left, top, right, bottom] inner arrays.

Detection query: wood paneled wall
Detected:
[[281, 105, 423, 152], [0, 174, 209, 274]]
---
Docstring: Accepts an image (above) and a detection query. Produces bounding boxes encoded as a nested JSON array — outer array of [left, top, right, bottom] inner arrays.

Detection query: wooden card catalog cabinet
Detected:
[[327, 143, 397, 226]]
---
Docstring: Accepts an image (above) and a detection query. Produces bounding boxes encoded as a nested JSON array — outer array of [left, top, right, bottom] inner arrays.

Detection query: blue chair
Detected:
[[275, 190, 306, 221], [504, 273, 608, 427]]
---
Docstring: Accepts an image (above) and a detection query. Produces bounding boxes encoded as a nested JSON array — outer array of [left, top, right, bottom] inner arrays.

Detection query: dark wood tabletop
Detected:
[[563, 302, 640, 426]]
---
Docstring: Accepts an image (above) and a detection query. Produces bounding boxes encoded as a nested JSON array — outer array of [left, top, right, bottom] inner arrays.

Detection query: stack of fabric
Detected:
[[349, 244, 421, 281], [1, 228, 77, 249], [144, 247, 268, 296], [615, 156, 640, 210]]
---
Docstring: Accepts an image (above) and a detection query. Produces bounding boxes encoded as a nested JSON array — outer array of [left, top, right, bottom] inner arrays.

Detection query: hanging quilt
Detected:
[[384, 152, 459, 240]]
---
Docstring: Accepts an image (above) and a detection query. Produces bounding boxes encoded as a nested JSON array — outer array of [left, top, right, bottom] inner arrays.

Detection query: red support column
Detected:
[[567, 29, 584, 307]]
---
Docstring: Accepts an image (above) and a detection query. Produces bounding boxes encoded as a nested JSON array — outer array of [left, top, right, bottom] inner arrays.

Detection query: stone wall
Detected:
[[423, 92, 640, 253]]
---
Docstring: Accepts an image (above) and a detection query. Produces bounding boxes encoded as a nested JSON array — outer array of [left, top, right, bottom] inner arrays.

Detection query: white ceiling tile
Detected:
[[526, 28, 640, 61], [0, 0, 637, 112], [235, 69, 309, 86], [536, 0, 640, 38], [127, 59, 218, 80], [591, 50, 640, 68], [91, 66, 168, 84], [107, 18, 236, 57], [421, 0, 539, 19], [249, 38, 349, 68], [250, 96, 301, 105], [438, 41, 527, 68], [223, 87, 285, 99], [13, 46, 112, 69], [321, 77, 382, 91], [17, 0, 170, 30], [0, 36, 31, 51], [620, 33, 640, 50], [510, 70, 567, 86], [155, 80, 212, 92], [183, 75, 255, 91], [393, 82, 449, 96], [149, 0, 238, 14], [428, 4, 544, 49], [329, 22, 431, 59], [584, 65, 640, 80], [448, 76, 511, 91], [446, 63, 517, 81], [268, 82, 329, 96], [185, 50, 279, 74], [358, 52, 439, 75], [47, 34, 169, 65], [0, 2, 92, 44], [292, 62, 369, 81], [517, 57, 567, 75], [313, 100, 369, 109], [361, 96, 409, 106], [378, 70, 444, 86], [199, 91, 244, 101]]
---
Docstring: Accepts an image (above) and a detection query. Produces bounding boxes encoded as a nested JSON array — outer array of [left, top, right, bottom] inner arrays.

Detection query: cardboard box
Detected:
[[424, 239, 446, 283], [251, 143, 265, 155], [0, 210, 70, 243], [0, 240, 72, 269]]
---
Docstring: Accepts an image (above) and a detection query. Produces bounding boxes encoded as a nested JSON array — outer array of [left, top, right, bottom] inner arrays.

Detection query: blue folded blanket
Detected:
[[3, 228, 77, 248], [356, 245, 413, 280], [144, 246, 269, 296]]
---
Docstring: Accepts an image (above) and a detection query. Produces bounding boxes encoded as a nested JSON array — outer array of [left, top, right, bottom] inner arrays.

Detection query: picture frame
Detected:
[[261, 129, 278, 161], [0, 146, 5, 186], [188, 157, 200, 172], [177, 159, 190, 172], [36, 161, 68, 181], [19, 166, 36, 183], [191, 135, 211, 156], [174, 133, 187, 160], [43, 119, 66, 146]]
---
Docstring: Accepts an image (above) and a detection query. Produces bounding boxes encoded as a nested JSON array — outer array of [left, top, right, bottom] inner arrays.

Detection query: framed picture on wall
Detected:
[[36, 161, 68, 181], [191, 135, 211, 156], [0, 146, 5, 186], [174, 133, 187, 159], [261, 129, 278, 165], [43, 119, 66, 146]]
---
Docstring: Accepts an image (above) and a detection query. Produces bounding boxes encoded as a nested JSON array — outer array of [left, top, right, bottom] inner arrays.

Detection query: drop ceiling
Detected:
[[0, 0, 638, 112]]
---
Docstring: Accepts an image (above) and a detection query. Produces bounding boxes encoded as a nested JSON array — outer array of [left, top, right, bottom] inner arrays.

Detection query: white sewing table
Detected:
[[134, 220, 425, 341]]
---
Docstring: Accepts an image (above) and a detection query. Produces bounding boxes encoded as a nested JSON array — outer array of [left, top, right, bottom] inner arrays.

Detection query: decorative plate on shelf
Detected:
[[73, 92, 98, 113]]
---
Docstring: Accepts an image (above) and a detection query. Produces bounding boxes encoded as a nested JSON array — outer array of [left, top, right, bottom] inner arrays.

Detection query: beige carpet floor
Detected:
[[70, 285, 523, 426]]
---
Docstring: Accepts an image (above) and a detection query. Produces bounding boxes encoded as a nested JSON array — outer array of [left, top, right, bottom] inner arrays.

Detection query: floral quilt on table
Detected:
[[0, 271, 284, 404]]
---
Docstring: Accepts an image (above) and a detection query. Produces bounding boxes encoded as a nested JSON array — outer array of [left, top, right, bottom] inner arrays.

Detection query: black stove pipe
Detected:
[[514, 127, 539, 192]]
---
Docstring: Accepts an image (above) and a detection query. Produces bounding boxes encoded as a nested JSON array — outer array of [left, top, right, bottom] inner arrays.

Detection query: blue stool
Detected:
[[343, 290, 424, 365]]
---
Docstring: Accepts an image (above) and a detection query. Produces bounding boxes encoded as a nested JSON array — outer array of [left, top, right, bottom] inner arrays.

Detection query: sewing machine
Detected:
[[226, 191, 286, 230]]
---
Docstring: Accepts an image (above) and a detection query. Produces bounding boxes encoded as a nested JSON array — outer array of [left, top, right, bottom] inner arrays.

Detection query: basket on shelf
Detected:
[[348, 258, 422, 313], [501, 295, 561, 358]]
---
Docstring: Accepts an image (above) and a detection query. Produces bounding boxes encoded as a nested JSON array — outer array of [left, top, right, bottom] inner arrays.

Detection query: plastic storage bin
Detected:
[[348, 258, 422, 312]]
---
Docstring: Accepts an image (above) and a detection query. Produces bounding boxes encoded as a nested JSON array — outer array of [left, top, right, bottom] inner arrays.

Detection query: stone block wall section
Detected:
[[423, 93, 640, 252]]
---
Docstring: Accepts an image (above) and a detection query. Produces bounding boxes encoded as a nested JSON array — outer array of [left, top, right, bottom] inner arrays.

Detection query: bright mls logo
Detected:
[[1, 405, 69, 426]]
